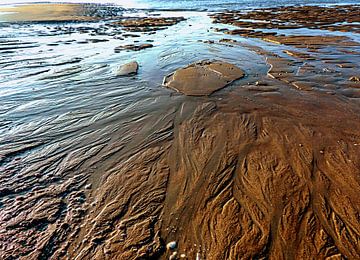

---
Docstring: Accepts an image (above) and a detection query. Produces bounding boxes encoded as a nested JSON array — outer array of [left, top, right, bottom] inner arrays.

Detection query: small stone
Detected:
[[349, 76, 360, 82], [169, 251, 177, 260], [255, 81, 268, 86], [166, 241, 177, 250], [196, 253, 201, 260], [219, 38, 237, 43], [116, 61, 139, 76], [87, 38, 109, 43], [114, 44, 153, 52], [203, 40, 214, 44]]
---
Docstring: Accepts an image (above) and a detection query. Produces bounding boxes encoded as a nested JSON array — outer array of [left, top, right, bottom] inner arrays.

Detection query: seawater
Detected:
[[1, 0, 360, 10]]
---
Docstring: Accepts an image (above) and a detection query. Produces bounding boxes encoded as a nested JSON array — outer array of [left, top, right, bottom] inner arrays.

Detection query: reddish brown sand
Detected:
[[0, 4, 360, 260], [63, 91, 360, 260]]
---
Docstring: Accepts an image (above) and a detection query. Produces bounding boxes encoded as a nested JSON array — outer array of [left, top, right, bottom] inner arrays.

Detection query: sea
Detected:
[[1, 0, 360, 10]]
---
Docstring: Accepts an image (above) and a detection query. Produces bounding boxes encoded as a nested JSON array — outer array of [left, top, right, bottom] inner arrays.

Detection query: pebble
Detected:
[[166, 241, 177, 250], [169, 251, 177, 260], [116, 61, 139, 76], [255, 81, 268, 86], [349, 76, 360, 82], [196, 253, 201, 260]]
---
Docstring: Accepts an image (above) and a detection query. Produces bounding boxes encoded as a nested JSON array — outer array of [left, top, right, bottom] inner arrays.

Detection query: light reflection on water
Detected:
[[0, 10, 266, 150]]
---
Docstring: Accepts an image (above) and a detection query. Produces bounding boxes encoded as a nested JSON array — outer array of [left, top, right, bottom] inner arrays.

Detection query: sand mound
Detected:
[[163, 60, 245, 96]]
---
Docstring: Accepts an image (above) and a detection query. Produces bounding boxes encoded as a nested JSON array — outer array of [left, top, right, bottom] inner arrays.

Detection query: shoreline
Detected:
[[1, 1, 360, 14]]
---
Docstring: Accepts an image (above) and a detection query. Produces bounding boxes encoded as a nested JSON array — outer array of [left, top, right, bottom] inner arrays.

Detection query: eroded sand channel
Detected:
[[0, 4, 359, 260]]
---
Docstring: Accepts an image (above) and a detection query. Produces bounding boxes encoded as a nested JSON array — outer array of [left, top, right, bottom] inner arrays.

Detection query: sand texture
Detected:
[[0, 3, 359, 260]]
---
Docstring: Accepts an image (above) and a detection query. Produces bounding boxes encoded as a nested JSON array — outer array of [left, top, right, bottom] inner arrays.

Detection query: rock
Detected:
[[87, 38, 109, 43], [203, 40, 215, 44], [349, 76, 360, 82], [210, 6, 360, 34], [337, 63, 355, 68], [255, 81, 268, 86], [114, 44, 153, 52], [341, 88, 360, 98], [113, 17, 186, 33], [122, 33, 141, 38], [292, 81, 314, 91], [166, 241, 177, 250], [219, 38, 237, 43], [196, 253, 201, 260], [116, 61, 139, 76], [283, 50, 315, 60], [169, 251, 177, 260], [163, 60, 245, 96]]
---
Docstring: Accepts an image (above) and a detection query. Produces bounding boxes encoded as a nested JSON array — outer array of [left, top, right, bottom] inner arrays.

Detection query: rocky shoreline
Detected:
[[0, 3, 359, 260]]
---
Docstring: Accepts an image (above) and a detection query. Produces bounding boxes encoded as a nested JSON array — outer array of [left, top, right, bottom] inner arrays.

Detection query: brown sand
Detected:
[[0, 4, 360, 260], [1, 85, 360, 259]]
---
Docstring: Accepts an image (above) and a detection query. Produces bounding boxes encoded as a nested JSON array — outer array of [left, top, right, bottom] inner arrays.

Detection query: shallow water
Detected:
[[0, 10, 269, 166], [0, 10, 265, 128], [1, 0, 360, 10]]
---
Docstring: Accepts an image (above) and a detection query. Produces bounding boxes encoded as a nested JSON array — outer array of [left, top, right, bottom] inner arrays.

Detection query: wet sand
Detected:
[[0, 4, 100, 22], [0, 3, 360, 260]]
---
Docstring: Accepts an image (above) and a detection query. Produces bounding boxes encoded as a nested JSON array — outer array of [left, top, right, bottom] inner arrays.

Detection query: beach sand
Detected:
[[0, 4, 99, 22], [0, 3, 359, 259]]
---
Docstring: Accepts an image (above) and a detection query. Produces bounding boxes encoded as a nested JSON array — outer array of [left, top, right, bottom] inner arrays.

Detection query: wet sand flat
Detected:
[[0, 4, 99, 22], [0, 3, 360, 260]]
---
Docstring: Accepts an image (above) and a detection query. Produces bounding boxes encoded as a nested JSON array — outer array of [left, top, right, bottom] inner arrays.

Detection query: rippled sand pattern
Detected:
[[0, 3, 360, 260]]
